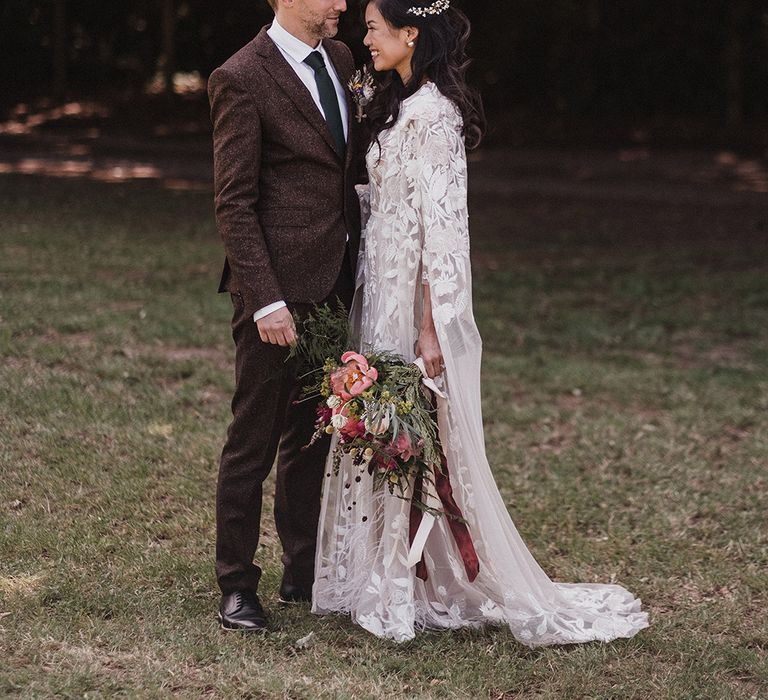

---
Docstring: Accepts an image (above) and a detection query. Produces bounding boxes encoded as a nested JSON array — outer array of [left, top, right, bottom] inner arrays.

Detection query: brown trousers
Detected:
[[216, 251, 354, 594]]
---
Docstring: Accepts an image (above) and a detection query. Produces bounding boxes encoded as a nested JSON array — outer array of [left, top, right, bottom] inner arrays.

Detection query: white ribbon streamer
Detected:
[[412, 357, 447, 398], [405, 357, 447, 568], [406, 511, 436, 568]]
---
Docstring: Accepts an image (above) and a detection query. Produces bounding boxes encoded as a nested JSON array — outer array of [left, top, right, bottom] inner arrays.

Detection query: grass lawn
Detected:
[[1, 168, 766, 699]]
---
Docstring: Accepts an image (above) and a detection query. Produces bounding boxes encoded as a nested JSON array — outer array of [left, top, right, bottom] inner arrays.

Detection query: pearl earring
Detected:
[[407, 40, 415, 47]]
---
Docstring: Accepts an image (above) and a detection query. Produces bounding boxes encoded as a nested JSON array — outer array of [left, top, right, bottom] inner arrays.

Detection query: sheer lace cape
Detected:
[[313, 83, 649, 645]]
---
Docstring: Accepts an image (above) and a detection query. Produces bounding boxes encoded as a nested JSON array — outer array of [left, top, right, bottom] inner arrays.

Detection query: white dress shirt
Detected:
[[253, 17, 349, 323]]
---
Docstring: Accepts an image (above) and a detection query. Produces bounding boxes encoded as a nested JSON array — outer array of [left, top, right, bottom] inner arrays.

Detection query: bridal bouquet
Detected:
[[315, 351, 443, 496], [291, 304, 442, 502], [291, 304, 480, 582]]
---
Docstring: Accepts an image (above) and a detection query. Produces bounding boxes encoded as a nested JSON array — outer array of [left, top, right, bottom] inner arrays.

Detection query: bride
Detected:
[[312, 0, 650, 645]]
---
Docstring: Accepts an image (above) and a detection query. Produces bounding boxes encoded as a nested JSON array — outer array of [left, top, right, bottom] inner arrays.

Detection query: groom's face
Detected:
[[296, 0, 347, 41]]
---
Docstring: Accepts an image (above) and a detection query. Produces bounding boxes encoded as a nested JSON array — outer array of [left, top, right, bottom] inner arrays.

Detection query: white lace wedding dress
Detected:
[[312, 82, 649, 645]]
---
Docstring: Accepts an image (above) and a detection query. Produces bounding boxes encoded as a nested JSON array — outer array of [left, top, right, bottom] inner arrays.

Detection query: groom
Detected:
[[208, 0, 361, 631]]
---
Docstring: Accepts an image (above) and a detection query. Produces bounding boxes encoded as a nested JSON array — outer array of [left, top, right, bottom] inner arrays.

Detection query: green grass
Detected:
[[1, 171, 767, 699]]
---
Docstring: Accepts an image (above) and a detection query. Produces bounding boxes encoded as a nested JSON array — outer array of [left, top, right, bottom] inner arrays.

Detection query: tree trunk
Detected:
[[161, 0, 176, 98], [52, 0, 67, 98], [723, 1, 748, 130], [586, 0, 601, 32]]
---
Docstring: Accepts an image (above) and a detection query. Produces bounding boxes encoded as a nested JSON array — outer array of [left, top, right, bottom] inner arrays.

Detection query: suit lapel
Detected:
[[254, 28, 340, 158]]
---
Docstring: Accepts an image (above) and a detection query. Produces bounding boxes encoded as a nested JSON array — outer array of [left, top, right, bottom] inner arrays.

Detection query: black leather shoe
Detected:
[[218, 590, 268, 632], [278, 583, 312, 605]]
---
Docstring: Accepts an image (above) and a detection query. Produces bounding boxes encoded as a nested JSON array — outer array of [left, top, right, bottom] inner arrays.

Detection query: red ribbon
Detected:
[[408, 452, 480, 583]]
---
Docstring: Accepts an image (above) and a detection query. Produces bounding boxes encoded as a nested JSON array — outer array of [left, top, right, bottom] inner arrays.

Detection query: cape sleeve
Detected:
[[403, 99, 489, 540], [403, 111, 481, 356]]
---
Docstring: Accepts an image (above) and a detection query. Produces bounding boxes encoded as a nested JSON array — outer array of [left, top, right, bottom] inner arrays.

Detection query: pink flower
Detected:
[[330, 351, 378, 401], [316, 404, 332, 425], [331, 402, 349, 418], [329, 403, 366, 440], [373, 452, 398, 473], [392, 432, 417, 461], [340, 418, 367, 440]]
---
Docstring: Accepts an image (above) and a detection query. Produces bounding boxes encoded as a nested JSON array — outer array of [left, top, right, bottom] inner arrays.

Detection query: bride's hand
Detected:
[[416, 326, 444, 379]]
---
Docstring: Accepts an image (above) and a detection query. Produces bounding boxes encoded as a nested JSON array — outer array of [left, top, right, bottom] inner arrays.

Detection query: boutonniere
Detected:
[[347, 65, 376, 123]]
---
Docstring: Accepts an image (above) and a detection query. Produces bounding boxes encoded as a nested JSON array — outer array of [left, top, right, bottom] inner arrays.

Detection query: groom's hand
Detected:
[[256, 307, 297, 347]]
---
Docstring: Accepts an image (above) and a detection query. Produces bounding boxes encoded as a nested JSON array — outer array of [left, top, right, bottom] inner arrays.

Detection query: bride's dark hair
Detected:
[[363, 0, 485, 151]]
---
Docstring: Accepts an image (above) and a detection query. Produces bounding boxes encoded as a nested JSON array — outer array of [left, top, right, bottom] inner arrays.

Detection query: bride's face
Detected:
[[363, 3, 417, 80]]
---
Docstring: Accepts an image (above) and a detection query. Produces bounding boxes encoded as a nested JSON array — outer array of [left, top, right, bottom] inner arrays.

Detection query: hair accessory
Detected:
[[407, 0, 450, 17]]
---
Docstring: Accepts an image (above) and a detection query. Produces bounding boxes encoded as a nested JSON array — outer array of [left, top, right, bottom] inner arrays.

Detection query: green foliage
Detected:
[[289, 300, 352, 396], [291, 301, 352, 368]]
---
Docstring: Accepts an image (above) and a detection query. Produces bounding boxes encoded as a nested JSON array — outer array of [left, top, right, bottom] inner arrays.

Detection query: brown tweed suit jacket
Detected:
[[208, 26, 363, 316]]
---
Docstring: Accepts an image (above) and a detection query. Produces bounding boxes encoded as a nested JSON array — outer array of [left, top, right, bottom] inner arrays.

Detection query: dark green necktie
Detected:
[[303, 50, 346, 157]]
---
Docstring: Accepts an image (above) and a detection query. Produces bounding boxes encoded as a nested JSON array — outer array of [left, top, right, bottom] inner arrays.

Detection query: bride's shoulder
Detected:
[[400, 82, 462, 128]]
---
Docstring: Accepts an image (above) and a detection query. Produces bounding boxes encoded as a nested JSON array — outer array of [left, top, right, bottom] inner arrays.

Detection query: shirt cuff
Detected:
[[253, 300, 287, 322]]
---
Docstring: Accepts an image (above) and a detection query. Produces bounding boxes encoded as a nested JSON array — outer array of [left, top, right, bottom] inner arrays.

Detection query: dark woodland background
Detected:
[[1, 0, 767, 147]]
